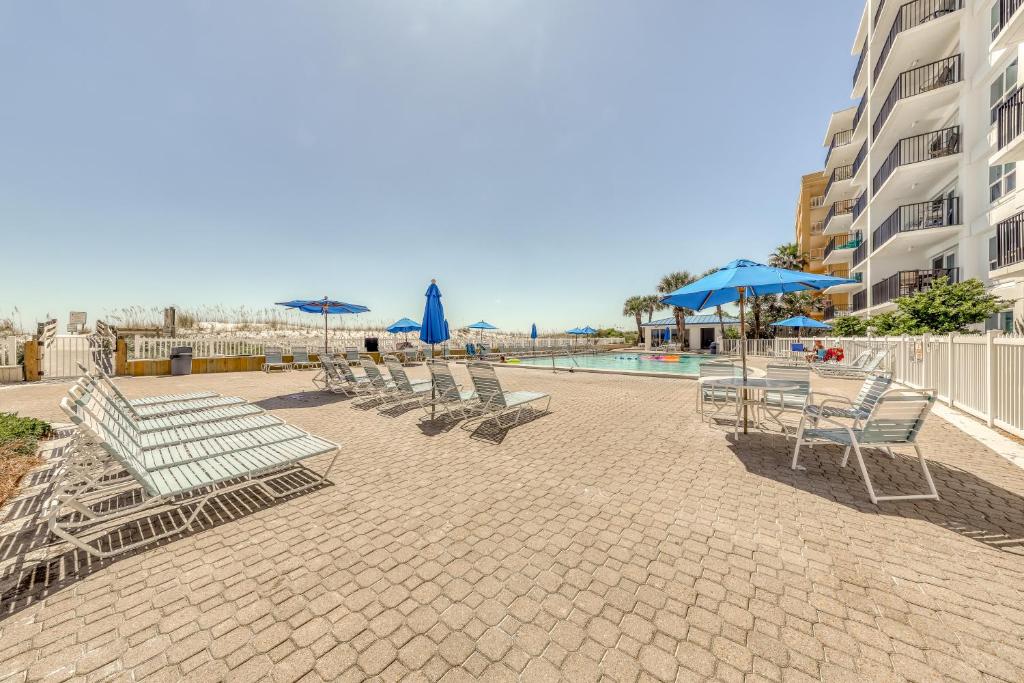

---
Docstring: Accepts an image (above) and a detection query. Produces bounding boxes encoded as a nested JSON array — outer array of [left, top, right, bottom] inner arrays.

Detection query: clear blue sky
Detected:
[[0, 0, 862, 333]]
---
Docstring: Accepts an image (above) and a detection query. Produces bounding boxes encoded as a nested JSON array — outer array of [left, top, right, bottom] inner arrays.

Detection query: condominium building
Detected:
[[794, 171, 850, 319], [809, 0, 1024, 331]]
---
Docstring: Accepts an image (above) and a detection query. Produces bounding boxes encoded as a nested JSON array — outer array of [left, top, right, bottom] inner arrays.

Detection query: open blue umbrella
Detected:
[[387, 317, 421, 334], [770, 315, 831, 343], [468, 320, 497, 345], [661, 259, 854, 433], [276, 297, 370, 353]]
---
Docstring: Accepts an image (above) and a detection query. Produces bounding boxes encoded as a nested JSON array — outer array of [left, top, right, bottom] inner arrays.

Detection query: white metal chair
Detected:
[[696, 361, 739, 419], [791, 389, 938, 504], [262, 346, 292, 373]]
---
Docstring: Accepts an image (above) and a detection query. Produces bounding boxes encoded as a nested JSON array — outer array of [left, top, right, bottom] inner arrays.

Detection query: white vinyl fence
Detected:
[[130, 334, 625, 361], [0, 336, 24, 384], [722, 333, 1024, 439]]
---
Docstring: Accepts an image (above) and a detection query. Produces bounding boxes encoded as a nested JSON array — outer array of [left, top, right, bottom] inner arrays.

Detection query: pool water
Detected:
[[513, 352, 710, 375]]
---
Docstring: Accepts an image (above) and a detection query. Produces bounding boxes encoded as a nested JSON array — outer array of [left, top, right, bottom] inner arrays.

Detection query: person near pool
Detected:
[[805, 340, 825, 363]]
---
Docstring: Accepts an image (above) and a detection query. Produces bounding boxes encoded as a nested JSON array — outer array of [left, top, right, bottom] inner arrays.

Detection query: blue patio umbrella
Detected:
[[661, 259, 854, 433], [770, 316, 831, 343], [386, 317, 421, 347], [276, 297, 370, 353], [468, 320, 498, 345], [530, 323, 538, 353], [420, 281, 449, 419]]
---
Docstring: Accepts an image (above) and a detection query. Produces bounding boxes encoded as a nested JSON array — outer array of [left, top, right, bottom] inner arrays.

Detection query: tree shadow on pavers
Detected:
[[253, 391, 354, 411], [724, 433, 1024, 554], [0, 466, 332, 622], [462, 407, 552, 445]]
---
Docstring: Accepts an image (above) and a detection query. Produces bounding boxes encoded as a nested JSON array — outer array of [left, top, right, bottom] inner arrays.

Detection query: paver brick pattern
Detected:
[[1, 362, 1023, 681]]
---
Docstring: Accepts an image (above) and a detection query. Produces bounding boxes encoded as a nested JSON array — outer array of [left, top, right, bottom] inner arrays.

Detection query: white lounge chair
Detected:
[[761, 364, 811, 433], [802, 374, 893, 429], [76, 362, 219, 407], [72, 383, 264, 433], [421, 359, 478, 421], [463, 362, 550, 429], [813, 350, 886, 378], [263, 346, 292, 373], [380, 357, 433, 409], [290, 346, 320, 370], [76, 375, 248, 419], [791, 389, 938, 504]]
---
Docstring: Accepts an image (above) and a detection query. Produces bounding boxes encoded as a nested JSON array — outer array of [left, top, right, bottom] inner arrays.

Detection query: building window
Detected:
[[992, 3, 1001, 42], [991, 59, 1019, 124], [990, 235, 999, 270], [990, 162, 1017, 202]]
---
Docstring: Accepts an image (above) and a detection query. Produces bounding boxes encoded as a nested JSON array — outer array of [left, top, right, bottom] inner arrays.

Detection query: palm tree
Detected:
[[640, 295, 663, 323], [657, 271, 696, 349], [622, 296, 647, 341], [768, 243, 807, 271]]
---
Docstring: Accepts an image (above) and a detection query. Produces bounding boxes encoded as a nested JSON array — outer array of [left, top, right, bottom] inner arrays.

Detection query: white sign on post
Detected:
[[68, 311, 87, 334]]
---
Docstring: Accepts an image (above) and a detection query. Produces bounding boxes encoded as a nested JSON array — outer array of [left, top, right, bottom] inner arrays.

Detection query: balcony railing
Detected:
[[852, 96, 867, 133], [825, 165, 853, 198], [997, 0, 1024, 37], [809, 195, 825, 209], [851, 191, 867, 223], [872, 268, 959, 306], [853, 42, 867, 90], [853, 291, 868, 312], [873, 0, 888, 29], [873, 126, 961, 194], [810, 220, 826, 236], [872, 54, 962, 139], [852, 241, 869, 268], [872, 197, 960, 251], [874, 0, 964, 84], [824, 231, 863, 260], [825, 129, 854, 168], [997, 87, 1024, 151], [809, 247, 825, 262], [852, 142, 867, 178], [995, 210, 1024, 269], [823, 302, 853, 319], [827, 268, 863, 283], [825, 198, 856, 231]]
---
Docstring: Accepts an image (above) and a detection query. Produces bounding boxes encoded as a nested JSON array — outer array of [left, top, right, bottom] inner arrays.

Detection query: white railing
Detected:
[[0, 336, 21, 367], [721, 333, 1024, 439], [130, 334, 626, 360]]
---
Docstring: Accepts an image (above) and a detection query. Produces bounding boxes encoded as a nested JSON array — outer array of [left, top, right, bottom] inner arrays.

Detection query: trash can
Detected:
[[364, 337, 379, 353], [709, 341, 718, 355], [170, 346, 193, 375]]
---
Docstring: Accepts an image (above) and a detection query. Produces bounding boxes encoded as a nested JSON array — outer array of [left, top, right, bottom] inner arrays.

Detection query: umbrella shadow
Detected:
[[723, 432, 1024, 553], [253, 391, 353, 411], [377, 399, 426, 419]]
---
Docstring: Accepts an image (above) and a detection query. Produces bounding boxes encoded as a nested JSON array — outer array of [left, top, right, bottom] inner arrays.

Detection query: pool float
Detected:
[[506, 358, 521, 364]]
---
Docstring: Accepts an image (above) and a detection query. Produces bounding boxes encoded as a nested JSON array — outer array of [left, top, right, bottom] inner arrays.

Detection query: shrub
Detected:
[[0, 412, 51, 456]]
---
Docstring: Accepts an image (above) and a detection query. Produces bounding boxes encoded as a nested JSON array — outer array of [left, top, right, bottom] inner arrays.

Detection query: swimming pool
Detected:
[[511, 352, 710, 375]]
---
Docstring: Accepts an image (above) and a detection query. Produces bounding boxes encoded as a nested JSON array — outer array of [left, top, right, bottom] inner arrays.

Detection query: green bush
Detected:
[[0, 413, 51, 456]]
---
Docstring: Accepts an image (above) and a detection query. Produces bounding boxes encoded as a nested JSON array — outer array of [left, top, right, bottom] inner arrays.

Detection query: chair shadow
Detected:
[[253, 391, 354, 411], [0, 460, 332, 623], [723, 432, 1024, 554], [464, 408, 552, 445]]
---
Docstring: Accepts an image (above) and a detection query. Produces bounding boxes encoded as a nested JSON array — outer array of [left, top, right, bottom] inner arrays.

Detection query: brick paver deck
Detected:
[[1, 363, 1023, 682]]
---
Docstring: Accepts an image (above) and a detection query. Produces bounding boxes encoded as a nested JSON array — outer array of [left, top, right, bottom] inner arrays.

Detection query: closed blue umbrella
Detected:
[[530, 323, 538, 353], [276, 297, 370, 353], [661, 259, 854, 433], [663, 326, 671, 344], [420, 280, 449, 419]]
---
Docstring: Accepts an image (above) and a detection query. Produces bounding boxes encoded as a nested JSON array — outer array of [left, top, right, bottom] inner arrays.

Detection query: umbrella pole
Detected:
[[431, 343, 436, 420], [324, 311, 328, 356], [738, 287, 748, 435]]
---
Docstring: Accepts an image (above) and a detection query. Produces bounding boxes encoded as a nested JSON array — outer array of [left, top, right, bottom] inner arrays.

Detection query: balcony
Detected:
[[851, 241, 869, 269], [824, 198, 856, 235], [873, 0, 963, 89], [824, 164, 854, 205], [993, 0, 1024, 51], [809, 194, 825, 210], [872, 54, 962, 145], [810, 220, 826, 236], [853, 290, 868, 312], [823, 232, 864, 266], [992, 210, 1024, 278], [872, 268, 959, 307], [809, 247, 825, 264], [852, 41, 868, 98], [872, 126, 960, 201], [823, 302, 853, 320], [872, 197, 961, 257], [993, 88, 1024, 166], [824, 129, 855, 171], [824, 268, 864, 294], [850, 191, 868, 234]]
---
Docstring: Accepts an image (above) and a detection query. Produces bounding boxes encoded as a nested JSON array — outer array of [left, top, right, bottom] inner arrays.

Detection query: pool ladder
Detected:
[[549, 348, 580, 373]]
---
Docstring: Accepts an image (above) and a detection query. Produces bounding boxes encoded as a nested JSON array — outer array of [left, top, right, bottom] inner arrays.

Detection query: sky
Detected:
[[0, 0, 864, 334]]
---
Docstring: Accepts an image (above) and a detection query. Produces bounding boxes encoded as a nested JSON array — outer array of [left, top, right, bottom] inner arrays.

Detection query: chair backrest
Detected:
[[699, 362, 738, 380], [858, 389, 935, 444], [846, 350, 871, 368], [60, 397, 156, 495], [465, 343, 476, 357], [426, 359, 462, 402], [265, 347, 284, 364], [852, 374, 893, 413], [345, 347, 360, 361], [766, 364, 811, 396], [862, 350, 888, 372], [292, 346, 310, 363], [467, 362, 507, 408], [383, 356, 416, 393], [78, 362, 144, 419], [359, 357, 389, 388]]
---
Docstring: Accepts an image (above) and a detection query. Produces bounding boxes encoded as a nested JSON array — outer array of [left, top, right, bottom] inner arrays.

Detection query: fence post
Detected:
[[23, 340, 40, 381], [947, 335, 955, 407], [986, 330, 996, 427], [921, 333, 930, 389]]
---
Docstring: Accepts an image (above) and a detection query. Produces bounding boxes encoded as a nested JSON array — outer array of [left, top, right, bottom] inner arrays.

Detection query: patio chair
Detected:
[[344, 347, 361, 363], [801, 374, 893, 430], [462, 362, 550, 430], [356, 356, 401, 398], [791, 389, 939, 504], [761, 364, 811, 432], [75, 362, 219, 406], [816, 350, 888, 379], [421, 359, 479, 421], [696, 361, 740, 419], [262, 346, 292, 373], [380, 357, 433, 408], [290, 346, 320, 370], [53, 397, 340, 558], [811, 349, 871, 377], [77, 374, 247, 419]]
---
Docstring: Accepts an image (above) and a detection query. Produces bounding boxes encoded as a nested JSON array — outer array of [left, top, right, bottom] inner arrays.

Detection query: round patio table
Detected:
[[702, 377, 801, 435]]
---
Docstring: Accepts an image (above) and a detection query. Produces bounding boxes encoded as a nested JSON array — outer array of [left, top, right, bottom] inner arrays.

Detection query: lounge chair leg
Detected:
[[790, 416, 807, 470], [840, 446, 851, 468], [849, 441, 878, 504]]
